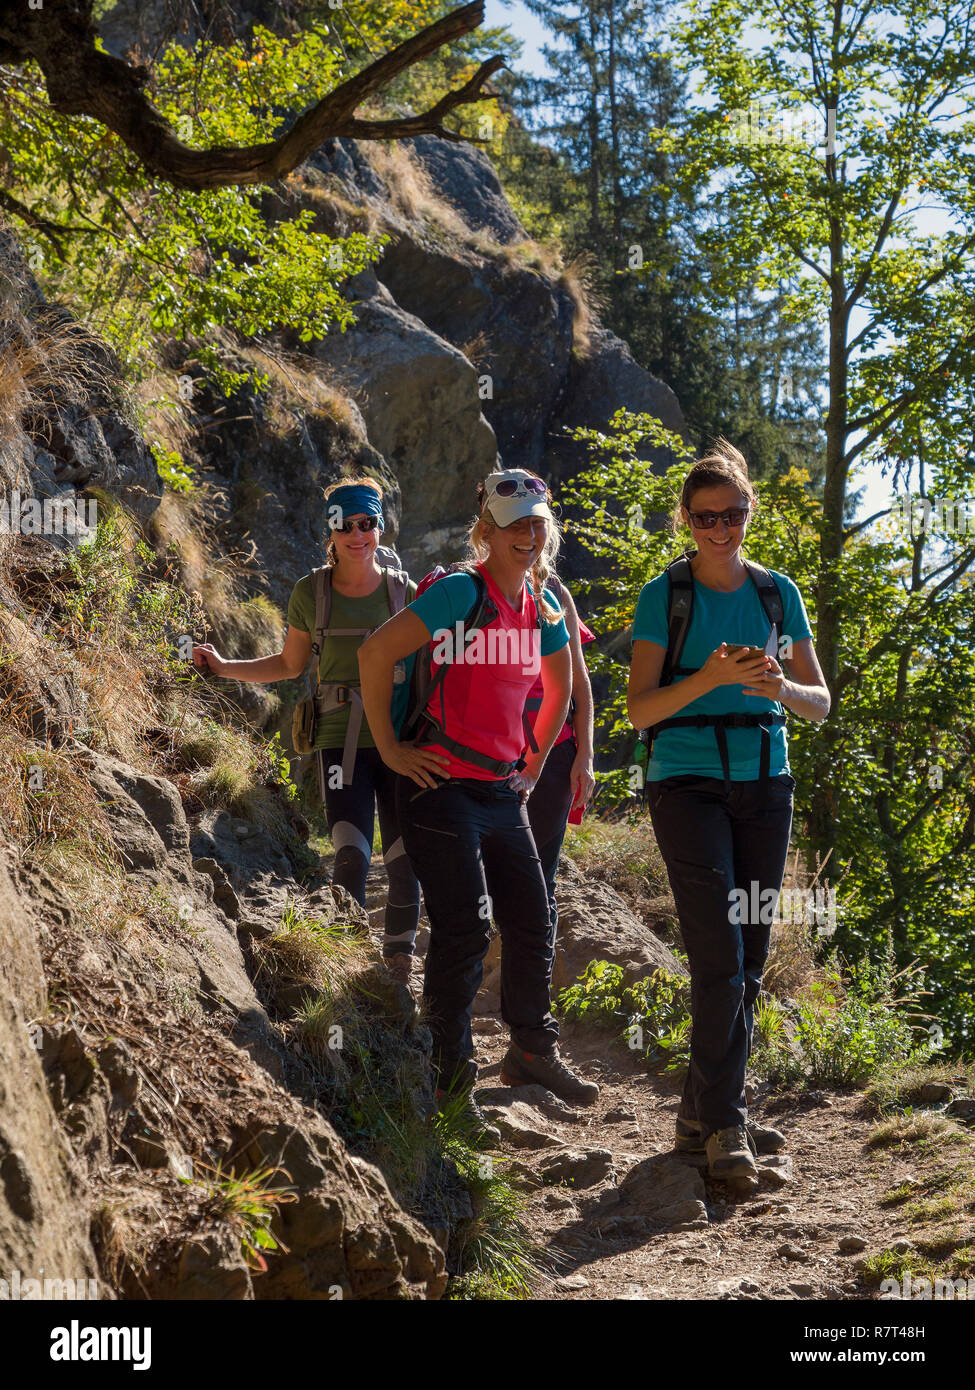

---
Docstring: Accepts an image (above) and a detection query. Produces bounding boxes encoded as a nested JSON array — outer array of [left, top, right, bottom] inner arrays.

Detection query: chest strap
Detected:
[[651, 711, 787, 795]]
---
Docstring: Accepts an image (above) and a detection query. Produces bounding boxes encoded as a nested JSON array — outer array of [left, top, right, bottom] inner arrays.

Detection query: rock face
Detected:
[[176, 131, 684, 618], [0, 224, 161, 531], [0, 761, 446, 1299], [0, 845, 99, 1292]]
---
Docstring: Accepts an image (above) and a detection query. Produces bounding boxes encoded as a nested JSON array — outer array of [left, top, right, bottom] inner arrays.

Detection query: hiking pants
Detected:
[[647, 773, 794, 1137], [396, 775, 559, 1089], [319, 746, 421, 959], [526, 737, 577, 936]]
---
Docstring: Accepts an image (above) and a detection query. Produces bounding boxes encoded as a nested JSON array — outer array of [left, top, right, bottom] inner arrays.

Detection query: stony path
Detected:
[[362, 865, 926, 1302]]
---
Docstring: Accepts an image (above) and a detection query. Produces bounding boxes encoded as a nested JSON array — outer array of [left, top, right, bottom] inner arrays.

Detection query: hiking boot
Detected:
[[706, 1126, 759, 1180], [676, 1115, 784, 1155], [436, 1088, 501, 1149], [499, 1042, 599, 1106], [384, 952, 413, 986]]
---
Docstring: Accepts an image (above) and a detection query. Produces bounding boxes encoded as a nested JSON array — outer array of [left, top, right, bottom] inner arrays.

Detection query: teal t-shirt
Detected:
[[408, 574, 569, 656], [632, 566, 813, 782]]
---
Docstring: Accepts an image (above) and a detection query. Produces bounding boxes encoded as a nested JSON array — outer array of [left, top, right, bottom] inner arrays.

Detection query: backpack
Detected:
[[637, 549, 786, 798], [402, 563, 542, 777], [292, 563, 410, 795]]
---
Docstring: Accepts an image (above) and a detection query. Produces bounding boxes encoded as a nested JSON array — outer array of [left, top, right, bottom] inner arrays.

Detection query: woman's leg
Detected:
[[648, 776, 743, 1137], [395, 776, 492, 1090], [320, 746, 377, 909], [373, 756, 422, 965], [481, 782, 559, 1055], [526, 737, 576, 939], [730, 775, 794, 1060], [649, 774, 794, 1139]]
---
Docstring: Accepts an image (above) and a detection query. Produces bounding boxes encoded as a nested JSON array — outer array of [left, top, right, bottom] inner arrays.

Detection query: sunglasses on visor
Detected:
[[490, 477, 548, 498]]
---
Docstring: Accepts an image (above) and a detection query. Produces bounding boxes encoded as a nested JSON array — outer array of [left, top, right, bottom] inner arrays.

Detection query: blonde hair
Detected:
[[466, 471, 563, 622], [322, 475, 383, 565], [671, 437, 757, 537]]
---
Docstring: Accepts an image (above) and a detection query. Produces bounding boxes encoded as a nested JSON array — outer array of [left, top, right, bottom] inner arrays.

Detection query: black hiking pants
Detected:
[[647, 773, 794, 1137], [396, 774, 559, 1090]]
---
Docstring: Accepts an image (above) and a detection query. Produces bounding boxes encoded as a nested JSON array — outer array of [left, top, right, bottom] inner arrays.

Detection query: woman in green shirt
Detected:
[[192, 477, 421, 983]]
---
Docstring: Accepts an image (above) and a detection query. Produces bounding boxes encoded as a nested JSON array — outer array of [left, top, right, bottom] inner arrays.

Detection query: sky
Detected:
[[480, 0, 925, 523]]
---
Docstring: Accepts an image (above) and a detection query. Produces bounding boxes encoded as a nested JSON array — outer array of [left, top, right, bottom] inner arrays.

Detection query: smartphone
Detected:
[[725, 643, 767, 660]]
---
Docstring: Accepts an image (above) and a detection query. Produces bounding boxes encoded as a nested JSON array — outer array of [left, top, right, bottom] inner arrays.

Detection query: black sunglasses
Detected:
[[492, 477, 547, 498], [334, 516, 380, 533], [687, 507, 750, 529]]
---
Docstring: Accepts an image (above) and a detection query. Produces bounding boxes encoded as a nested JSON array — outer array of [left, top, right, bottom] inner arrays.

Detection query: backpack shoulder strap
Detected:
[[384, 566, 410, 616], [310, 566, 332, 658], [742, 559, 784, 647], [661, 551, 695, 686]]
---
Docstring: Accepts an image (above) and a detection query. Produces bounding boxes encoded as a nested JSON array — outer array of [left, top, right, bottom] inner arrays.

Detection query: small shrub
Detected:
[[752, 953, 934, 1088], [557, 959, 692, 1072], [183, 1163, 296, 1273]]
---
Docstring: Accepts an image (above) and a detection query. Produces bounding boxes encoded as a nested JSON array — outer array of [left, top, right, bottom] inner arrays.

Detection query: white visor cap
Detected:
[[482, 469, 553, 528]]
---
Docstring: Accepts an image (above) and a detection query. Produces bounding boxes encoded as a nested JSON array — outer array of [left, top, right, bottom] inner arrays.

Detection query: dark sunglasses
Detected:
[[334, 516, 380, 533], [492, 477, 547, 498], [688, 507, 750, 529]]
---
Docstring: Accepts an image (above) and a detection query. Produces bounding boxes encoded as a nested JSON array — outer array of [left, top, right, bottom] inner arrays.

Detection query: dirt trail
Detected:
[[361, 865, 921, 1301]]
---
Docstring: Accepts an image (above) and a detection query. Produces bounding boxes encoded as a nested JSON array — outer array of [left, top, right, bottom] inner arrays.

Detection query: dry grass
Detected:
[[560, 252, 603, 357], [865, 1060, 975, 1116], [867, 1111, 967, 1150], [364, 141, 473, 239], [0, 305, 118, 435], [0, 732, 117, 864]]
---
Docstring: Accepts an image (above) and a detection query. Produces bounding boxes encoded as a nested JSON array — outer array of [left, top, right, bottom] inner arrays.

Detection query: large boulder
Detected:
[[314, 282, 499, 562], [552, 856, 687, 990]]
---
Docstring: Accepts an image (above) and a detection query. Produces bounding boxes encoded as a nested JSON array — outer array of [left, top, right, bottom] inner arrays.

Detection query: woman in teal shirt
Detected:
[[628, 439, 830, 1187]]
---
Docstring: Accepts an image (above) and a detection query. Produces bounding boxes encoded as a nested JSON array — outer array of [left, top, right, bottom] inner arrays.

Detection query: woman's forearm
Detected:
[[525, 691, 570, 780], [572, 676, 594, 758], [779, 679, 831, 722], [216, 654, 294, 683], [628, 669, 712, 730], [357, 645, 398, 757]]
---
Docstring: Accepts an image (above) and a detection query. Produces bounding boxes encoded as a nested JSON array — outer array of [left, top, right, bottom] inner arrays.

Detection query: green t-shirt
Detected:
[[287, 572, 417, 751]]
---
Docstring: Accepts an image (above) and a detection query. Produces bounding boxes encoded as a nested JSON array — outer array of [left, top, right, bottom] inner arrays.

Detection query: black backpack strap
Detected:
[[661, 551, 695, 687], [742, 559, 784, 654]]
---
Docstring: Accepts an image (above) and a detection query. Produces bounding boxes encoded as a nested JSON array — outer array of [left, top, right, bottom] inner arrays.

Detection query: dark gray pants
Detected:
[[647, 773, 794, 1136]]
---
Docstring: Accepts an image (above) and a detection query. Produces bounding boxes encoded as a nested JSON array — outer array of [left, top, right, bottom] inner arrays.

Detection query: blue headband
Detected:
[[326, 485, 384, 531]]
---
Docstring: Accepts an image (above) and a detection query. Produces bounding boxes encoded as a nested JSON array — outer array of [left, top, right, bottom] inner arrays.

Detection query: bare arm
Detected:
[[192, 625, 312, 683], [520, 645, 572, 791], [742, 637, 831, 721], [358, 609, 451, 788], [627, 639, 770, 729]]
